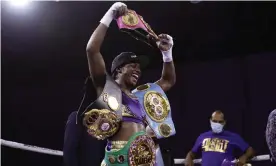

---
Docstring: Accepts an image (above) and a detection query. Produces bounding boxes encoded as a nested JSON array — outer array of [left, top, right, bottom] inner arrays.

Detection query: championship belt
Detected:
[[81, 75, 123, 140], [132, 83, 176, 139], [116, 9, 158, 47], [128, 134, 156, 166], [83, 108, 121, 140]]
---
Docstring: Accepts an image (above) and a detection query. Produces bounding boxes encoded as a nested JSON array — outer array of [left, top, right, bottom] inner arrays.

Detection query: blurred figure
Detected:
[[266, 109, 276, 163], [63, 111, 106, 166], [185, 111, 255, 166]]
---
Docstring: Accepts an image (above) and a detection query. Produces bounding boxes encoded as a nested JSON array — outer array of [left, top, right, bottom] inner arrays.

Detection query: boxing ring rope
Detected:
[[1, 139, 63, 156], [174, 155, 270, 164], [0, 138, 271, 164]]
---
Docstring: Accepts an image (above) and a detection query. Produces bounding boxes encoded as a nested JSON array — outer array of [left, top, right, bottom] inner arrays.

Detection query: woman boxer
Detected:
[[81, 2, 176, 166]]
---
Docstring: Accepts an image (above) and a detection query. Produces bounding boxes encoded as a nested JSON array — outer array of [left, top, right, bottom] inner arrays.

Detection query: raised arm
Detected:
[[154, 34, 176, 92], [86, 2, 127, 96]]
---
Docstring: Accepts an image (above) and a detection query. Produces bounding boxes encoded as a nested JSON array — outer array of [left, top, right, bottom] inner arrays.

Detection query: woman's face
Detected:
[[118, 63, 141, 88]]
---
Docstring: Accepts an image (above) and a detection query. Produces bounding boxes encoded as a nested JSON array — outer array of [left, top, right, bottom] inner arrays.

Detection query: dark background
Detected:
[[1, 1, 276, 166]]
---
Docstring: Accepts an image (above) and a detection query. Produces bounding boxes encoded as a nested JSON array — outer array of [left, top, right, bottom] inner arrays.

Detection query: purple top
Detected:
[[192, 130, 249, 166], [121, 92, 145, 124]]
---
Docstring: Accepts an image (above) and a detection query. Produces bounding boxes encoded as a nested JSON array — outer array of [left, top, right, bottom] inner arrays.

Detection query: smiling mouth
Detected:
[[131, 73, 139, 81]]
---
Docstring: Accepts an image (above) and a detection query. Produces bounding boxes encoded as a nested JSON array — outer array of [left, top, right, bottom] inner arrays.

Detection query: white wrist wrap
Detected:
[[100, 2, 127, 27], [156, 34, 174, 62], [162, 49, 173, 62], [100, 10, 113, 27]]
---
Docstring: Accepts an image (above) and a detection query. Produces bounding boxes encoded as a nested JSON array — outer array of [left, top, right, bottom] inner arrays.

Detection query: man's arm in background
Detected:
[[234, 133, 255, 166], [63, 111, 82, 166], [185, 151, 197, 166], [184, 135, 202, 166]]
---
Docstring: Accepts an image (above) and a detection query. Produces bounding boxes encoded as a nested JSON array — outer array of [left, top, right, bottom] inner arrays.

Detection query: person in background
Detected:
[[266, 109, 276, 163], [185, 111, 255, 166], [63, 111, 106, 166]]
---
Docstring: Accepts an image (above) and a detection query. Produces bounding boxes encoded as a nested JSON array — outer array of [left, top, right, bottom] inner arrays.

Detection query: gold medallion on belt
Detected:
[[82, 92, 121, 140], [82, 109, 120, 140], [128, 134, 156, 166], [122, 10, 139, 27], [136, 84, 150, 91], [158, 123, 172, 137], [144, 91, 170, 122], [103, 93, 119, 111]]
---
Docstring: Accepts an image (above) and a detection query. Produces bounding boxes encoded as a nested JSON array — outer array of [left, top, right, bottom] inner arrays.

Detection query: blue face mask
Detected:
[[210, 121, 224, 133]]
